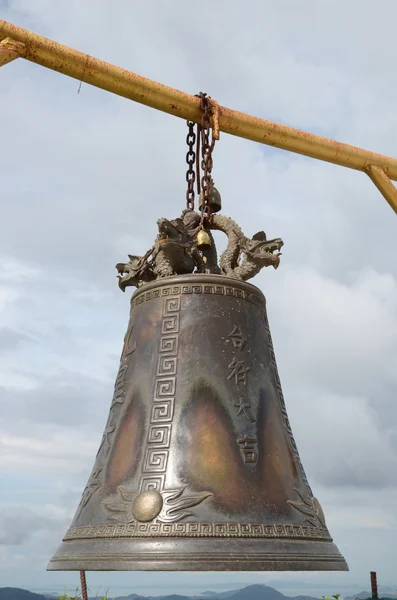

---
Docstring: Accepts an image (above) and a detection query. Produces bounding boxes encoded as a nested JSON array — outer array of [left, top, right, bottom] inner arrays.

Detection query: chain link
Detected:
[[185, 92, 217, 218], [199, 93, 213, 221], [185, 121, 196, 211]]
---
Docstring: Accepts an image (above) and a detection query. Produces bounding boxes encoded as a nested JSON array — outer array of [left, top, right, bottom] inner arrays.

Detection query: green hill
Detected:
[[0, 589, 47, 600]]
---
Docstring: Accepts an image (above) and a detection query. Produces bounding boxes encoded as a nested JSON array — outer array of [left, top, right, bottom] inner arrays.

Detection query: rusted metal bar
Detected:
[[366, 165, 397, 215], [1, 19, 397, 212], [370, 571, 378, 599], [79, 570, 88, 600]]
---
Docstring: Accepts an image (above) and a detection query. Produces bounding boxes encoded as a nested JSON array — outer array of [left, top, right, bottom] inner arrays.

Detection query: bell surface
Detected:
[[48, 274, 348, 572]]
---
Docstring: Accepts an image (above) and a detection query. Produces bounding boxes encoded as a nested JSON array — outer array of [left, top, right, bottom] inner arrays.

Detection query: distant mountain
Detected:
[[0, 586, 320, 600], [110, 596, 147, 600], [108, 586, 319, 600], [0, 590, 47, 600], [213, 585, 317, 600], [192, 592, 242, 600], [191, 592, 236, 600], [4, 585, 396, 600], [112, 596, 191, 600], [344, 594, 396, 600]]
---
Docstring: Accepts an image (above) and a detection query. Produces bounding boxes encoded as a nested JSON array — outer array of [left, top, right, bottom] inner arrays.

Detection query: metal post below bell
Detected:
[[48, 274, 348, 572]]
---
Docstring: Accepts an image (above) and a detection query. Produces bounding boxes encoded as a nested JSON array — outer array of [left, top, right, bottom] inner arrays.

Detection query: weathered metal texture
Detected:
[[371, 571, 378, 599], [48, 274, 348, 571], [1, 19, 397, 212], [0, 37, 25, 66]]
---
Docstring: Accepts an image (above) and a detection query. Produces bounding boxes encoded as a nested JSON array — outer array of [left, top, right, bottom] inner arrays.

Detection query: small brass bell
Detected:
[[196, 225, 212, 249], [199, 186, 222, 213]]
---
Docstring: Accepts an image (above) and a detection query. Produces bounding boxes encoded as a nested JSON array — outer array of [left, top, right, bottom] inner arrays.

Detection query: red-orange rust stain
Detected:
[[105, 394, 143, 492], [186, 410, 243, 506], [181, 387, 249, 510], [138, 309, 161, 345]]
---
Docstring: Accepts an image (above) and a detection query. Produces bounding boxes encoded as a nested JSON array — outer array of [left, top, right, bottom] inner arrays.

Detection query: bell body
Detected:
[[48, 275, 347, 572]]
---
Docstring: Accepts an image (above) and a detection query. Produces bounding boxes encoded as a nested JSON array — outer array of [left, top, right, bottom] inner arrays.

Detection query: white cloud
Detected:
[[268, 266, 397, 396], [0, 430, 98, 472]]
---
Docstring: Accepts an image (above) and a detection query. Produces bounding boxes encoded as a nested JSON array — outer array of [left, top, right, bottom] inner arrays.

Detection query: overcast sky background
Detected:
[[1, 0, 397, 596]]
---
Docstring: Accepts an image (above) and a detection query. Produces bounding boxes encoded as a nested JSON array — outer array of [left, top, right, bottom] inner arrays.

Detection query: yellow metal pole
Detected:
[[1, 19, 397, 212], [366, 165, 397, 214]]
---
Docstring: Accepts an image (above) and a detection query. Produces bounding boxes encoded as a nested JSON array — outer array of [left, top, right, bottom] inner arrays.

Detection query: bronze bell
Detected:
[[48, 272, 348, 572], [199, 186, 222, 213], [196, 225, 212, 250]]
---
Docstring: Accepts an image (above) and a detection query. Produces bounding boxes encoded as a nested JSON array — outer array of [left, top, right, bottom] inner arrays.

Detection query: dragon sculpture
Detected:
[[116, 209, 283, 291]]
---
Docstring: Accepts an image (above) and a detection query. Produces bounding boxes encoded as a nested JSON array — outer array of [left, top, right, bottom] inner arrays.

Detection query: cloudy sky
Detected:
[[1, 0, 397, 596]]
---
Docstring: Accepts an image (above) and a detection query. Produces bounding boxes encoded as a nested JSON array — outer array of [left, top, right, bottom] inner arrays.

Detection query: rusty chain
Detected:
[[185, 121, 196, 211], [185, 92, 218, 220], [199, 92, 214, 221]]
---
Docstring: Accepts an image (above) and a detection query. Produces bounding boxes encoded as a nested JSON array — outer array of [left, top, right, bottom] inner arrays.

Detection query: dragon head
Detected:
[[116, 254, 154, 291], [244, 231, 284, 270]]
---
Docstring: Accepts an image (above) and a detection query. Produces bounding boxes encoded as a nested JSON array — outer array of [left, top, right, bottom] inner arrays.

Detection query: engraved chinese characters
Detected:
[[226, 326, 257, 463], [48, 274, 348, 572]]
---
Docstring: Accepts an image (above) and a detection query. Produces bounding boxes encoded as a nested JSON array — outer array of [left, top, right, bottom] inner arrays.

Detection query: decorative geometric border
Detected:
[[131, 283, 266, 312], [64, 522, 332, 541], [137, 295, 181, 492]]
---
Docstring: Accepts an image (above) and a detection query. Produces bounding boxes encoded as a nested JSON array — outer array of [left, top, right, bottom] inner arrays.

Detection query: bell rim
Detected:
[[47, 540, 349, 572]]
